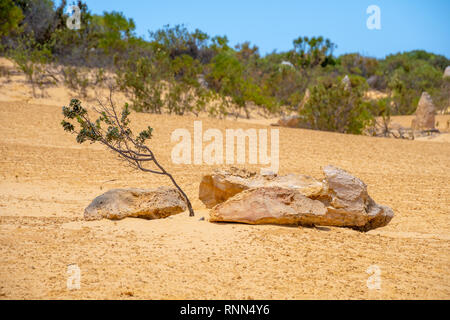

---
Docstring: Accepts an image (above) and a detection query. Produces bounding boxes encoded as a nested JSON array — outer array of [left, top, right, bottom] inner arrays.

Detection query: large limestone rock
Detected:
[[411, 92, 436, 130], [199, 167, 323, 208], [84, 187, 187, 221], [210, 187, 328, 225], [321, 165, 394, 231], [207, 166, 394, 231]]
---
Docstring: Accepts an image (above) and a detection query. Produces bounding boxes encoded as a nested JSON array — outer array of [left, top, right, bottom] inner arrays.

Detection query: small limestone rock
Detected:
[[367, 75, 378, 87], [280, 61, 294, 68], [84, 187, 187, 221], [411, 92, 436, 130], [276, 115, 300, 128], [342, 75, 351, 91], [197, 74, 208, 89], [444, 66, 450, 78]]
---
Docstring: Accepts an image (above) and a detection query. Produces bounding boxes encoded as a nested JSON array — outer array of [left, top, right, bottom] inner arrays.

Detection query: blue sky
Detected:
[[72, 0, 449, 58]]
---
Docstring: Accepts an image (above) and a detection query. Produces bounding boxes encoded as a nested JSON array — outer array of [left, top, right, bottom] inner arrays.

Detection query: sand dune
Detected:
[[0, 58, 449, 299]]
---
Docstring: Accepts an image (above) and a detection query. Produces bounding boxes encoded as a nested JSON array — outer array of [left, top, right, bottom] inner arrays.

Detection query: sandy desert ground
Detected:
[[0, 59, 449, 300]]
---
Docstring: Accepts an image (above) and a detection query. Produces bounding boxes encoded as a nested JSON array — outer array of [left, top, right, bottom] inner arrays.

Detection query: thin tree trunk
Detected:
[[165, 173, 195, 217], [150, 151, 195, 217]]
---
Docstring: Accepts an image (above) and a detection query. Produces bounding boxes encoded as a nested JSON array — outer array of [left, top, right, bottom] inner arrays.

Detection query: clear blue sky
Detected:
[[73, 0, 449, 58]]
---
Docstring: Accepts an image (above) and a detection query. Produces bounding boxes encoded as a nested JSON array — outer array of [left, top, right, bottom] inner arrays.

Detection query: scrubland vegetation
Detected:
[[1, 0, 449, 134]]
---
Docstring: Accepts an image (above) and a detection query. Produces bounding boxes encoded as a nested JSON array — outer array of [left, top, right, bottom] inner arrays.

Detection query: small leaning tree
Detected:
[[61, 96, 195, 216]]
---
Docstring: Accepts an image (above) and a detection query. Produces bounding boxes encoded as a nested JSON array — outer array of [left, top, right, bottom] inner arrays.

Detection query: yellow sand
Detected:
[[0, 58, 449, 299]]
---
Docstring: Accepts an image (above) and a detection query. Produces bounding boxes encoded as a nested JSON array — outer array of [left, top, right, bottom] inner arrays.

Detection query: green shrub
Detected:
[[1, 0, 448, 124], [62, 66, 90, 97], [8, 36, 53, 96], [381, 51, 448, 114], [0, 0, 24, 37], [116, 55, 166, 113], [207, 48, 276, 118], [298, 75, 373, 134]]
